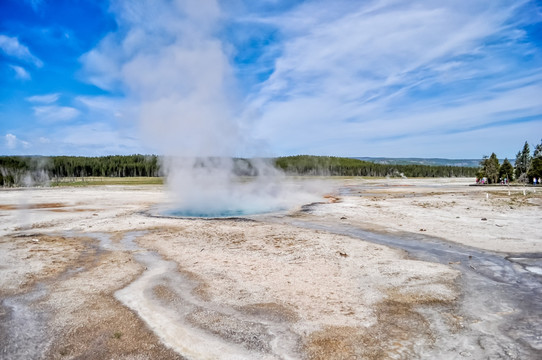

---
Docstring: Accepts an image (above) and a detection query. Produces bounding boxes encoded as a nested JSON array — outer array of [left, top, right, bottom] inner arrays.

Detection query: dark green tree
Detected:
[[528, 139, 542, 183], [534, 138, 542, 159], [476, 155, 488, 182], [499, 158, 514, 182], [479, 153, 500, 184], [515, 141, 531, 182], [0, 155, 163, 187], [274, 155, 477, 177], [528, 158, 542, 183]]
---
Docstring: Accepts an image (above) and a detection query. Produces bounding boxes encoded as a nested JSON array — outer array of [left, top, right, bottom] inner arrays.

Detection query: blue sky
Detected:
[[1, 0, 541, 159]]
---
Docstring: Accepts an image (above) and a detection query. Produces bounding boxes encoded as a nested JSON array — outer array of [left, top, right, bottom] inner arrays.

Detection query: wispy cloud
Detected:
[[24, 0, 44, 12], [50, 122, 144, 156], [0, 34, 43, 67], [5, 133, 17, 149], [245, 0, 542, 157], [6, 0, 538, 158], [76, 95, 129, 118], [33, 105, 80, 123], [4, 133, 30, 150], [26, 93, 60, 104], [9, 64, 31, 80]]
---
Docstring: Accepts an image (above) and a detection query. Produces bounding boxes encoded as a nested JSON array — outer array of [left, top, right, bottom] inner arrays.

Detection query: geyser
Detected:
[[160, 156, 315, 218], [83, 0, 320, 214]]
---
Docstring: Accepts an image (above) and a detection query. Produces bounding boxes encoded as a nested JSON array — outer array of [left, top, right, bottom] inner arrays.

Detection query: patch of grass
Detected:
[[112, 331, 123, 339], [51, 177, 164, 187]]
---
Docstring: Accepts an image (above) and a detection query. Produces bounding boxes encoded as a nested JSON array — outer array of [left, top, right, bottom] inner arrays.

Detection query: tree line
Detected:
[[0, 153, 489, 187], [274, 155, 478, 177], [0, 155, 161, 187], [477, 139, 542, 184]]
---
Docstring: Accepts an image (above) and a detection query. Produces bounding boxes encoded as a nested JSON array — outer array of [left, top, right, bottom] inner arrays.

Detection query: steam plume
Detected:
[[83, 0, 318, 215]]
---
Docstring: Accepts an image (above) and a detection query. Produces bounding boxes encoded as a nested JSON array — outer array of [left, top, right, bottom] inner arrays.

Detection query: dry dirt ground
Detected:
[[0, 178, 541, 359]]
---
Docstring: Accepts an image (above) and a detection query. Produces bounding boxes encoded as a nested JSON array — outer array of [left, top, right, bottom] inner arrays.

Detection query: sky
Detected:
[[1, 0, 541, 159]]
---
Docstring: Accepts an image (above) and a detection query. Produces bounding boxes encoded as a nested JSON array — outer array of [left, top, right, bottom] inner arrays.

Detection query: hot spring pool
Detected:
[[160, 206, 286, 218]]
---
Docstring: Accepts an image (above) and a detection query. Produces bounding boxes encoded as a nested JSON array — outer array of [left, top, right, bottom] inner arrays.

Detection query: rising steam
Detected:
[[83, 0, 319, 215]]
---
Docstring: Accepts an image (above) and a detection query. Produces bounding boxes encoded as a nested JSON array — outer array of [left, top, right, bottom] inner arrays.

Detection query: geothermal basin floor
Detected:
[[0, 178, 541, 359]]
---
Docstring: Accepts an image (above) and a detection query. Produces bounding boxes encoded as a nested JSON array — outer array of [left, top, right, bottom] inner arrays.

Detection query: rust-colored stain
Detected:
[[323, 194, 341, 203], [0, 202, 67, 210]]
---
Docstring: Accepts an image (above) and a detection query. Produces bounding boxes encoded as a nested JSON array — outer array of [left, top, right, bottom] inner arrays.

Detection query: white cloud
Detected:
[[9, 64, 31, 80], [4, 133, 30, 150], [254, 1, 510, 101], [74, 0, 540, 158], [26, 93, 60, 104], [5, 133, 17, 149], [75, 95, 132, 119], [0, 34, 43, 67], [246, 0, 542, 157], [254, 80, 542, 158], [50, 122, 145, 155], [59, 123, 126, 146], [1, 124, 145, 156], [33, 105, 80, 123]]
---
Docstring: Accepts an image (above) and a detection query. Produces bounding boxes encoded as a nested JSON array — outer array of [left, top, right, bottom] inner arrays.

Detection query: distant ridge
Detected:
[[354, 157, 481, 168]]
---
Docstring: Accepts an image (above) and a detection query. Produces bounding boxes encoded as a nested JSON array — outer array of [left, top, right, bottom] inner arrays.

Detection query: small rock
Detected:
[[481, 218, 487, 221], [338, 252, 348, 258], [419, 228, 426, 232], [32, 238, 39, 243], [340, 216, 347, 220]]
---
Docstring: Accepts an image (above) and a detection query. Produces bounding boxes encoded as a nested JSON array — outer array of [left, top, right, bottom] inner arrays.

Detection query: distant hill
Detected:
[[354, 157, 482, 168]]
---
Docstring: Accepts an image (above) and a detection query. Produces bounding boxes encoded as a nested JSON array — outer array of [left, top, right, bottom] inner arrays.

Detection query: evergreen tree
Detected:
[[515, 141, 531, 182], [499, 158, 514, 182], [274, 155, 477, 177], [534, 139, 542, 159], [528, 158, 542, 183], [476, 155, 488, 182], [528, 139, 542, 183], [479, 153, 500, 184]]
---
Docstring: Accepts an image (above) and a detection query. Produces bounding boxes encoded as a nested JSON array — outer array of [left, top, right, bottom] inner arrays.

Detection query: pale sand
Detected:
[[0, 178, 540, 359], [310, 177, 542, 253]]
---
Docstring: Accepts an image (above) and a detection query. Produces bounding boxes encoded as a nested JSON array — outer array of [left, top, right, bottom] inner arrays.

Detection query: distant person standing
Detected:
[[534, 178, 538, 186]]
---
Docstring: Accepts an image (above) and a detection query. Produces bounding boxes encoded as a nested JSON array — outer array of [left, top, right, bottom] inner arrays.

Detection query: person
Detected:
[[534, 178, 538, 186]]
